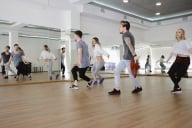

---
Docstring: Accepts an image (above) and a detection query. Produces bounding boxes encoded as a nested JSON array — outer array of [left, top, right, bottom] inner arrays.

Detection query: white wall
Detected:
[[145, 21, 192, 44]]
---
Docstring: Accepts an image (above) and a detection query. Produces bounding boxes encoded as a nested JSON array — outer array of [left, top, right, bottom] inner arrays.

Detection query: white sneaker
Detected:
[[70, 85, 79, 90]]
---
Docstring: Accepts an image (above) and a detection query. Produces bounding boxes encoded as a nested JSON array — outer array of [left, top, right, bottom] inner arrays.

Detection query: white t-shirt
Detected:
[[93, 44, 109, 58], [172, 40, 192, 56], [39, 50, 56, 60]]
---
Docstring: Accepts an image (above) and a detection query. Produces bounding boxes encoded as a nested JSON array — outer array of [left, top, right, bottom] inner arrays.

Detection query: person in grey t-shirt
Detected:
[[70, 30, 92, 89], [108, 21, 142, 95], [8, 44, 29, 81]]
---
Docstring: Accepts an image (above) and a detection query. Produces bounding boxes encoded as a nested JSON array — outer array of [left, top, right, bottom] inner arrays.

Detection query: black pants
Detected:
[[1, 65, 5, 75], [16, 62, 23, 76], [71, 66, 90, 82], [61, 63, 65, 75], [168, 56, 190, 89]]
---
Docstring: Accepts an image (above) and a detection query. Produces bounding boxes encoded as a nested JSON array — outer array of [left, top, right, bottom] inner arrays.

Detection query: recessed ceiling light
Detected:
[[156, 12, 161, 16], [156, 2, 162, 6], [123, 0, 128, 3]]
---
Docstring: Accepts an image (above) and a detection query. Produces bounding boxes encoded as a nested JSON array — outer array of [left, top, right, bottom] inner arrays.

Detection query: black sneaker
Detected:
[[132, 87, 143, 94], [87, 80, 93, 87], [4, 76, 8, 79], [70, 85, 79, 90], [171, 88, 182, 93], [108, 88, 121, 95]]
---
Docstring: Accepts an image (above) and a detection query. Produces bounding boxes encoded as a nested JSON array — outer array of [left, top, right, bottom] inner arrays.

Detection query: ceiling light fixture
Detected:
[[123, 0, 128, 3], [156, 2, 162, 6], [156, 12, 160, 16]]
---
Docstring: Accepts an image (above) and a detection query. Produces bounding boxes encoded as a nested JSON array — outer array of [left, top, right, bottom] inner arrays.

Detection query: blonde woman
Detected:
[[90, 37, 109, 86], [166, 28, 192, 93]]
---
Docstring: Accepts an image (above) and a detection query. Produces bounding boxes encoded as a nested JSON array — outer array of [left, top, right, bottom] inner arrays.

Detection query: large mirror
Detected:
[[1, 20, 192, 86]]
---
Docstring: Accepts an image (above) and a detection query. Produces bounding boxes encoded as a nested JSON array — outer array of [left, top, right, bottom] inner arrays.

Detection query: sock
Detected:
[[74, 80, 78, 86]]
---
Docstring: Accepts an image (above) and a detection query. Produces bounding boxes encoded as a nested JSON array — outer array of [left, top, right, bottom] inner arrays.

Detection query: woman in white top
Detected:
[[38, 45, 59, 80], [91, 37, 109, 86], [166, 28, 192, 93]]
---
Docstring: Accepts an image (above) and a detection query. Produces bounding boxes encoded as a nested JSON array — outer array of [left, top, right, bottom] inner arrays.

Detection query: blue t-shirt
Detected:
[[77, 40, 90, 68], [11, 51, 23, 67]]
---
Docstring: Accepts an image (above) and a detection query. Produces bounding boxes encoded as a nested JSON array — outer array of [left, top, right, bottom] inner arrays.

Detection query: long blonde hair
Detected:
[[176, 28, 186, 40]]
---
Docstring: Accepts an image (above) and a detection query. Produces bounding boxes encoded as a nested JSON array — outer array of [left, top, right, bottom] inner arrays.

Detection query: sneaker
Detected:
[[171, 88, 182, 93], [87, 80, 93, 87], [70, 85, 79, 90], [99, 78, 105, 84], [16, 76, 19, 81], [62, 75, 65, 78], [108, 88, 121, 95], [28, 75, 32, 80], [92, 80, 98, 86], [4, 76, 8, 79], [56, 74, 59, 80], [132, 87, 143, 94]]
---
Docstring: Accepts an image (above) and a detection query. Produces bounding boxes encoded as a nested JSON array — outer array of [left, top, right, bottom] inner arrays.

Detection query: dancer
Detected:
[[8, 44, 30, 81], [160, 55, 166, 73], [70, 30, 92, 89], [108, 21, 142, 95], [0, 45, 16, 79], [166, 28, 192, 93], [61, 47, 65, 77], [38, 45, 59, 80], [91, 37, 109, 86], [145, 55, 152, 73]]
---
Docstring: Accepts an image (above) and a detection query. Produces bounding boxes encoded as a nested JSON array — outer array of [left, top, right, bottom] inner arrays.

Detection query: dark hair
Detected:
[[120, 21, 130, 30], [14, 44, 19, 47], [74, 30, 83, 38], [92, 37, 101, 45], [44, 45, 49, 51], [61, 47, 65, 50], [147, 55, 150, 58], [6, 45, 10, 49], [161, 55, 165, 58]]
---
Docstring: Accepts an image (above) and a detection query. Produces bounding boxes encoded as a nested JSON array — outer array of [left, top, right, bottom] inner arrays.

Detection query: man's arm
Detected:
[[78, 48, 83, 66], [124, 37, 138, 60]]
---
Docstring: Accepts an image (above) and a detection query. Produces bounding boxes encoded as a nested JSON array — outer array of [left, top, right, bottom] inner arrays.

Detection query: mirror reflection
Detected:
[[0, 20, 192, 86]]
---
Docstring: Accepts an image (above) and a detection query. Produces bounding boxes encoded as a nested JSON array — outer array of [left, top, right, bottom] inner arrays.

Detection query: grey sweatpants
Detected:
[[91, 61, 105, 81]]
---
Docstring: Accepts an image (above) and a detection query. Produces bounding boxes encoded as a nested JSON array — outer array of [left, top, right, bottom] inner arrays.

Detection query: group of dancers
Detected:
[[69, 21, 192, 94], [0, 44, 65, 81], [1, 20, 192, 94]]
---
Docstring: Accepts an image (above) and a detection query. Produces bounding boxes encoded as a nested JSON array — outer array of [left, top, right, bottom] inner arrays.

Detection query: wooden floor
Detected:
[[0, 76, 192, 128]]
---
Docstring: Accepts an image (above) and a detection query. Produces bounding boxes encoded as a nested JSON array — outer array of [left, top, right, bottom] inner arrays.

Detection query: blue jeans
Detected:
[[114, 59, 140, 88]]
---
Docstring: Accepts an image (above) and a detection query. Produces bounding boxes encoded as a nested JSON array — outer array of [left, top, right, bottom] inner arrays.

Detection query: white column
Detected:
[[8, 31, 18, 49], [60, 10, 80, 80]]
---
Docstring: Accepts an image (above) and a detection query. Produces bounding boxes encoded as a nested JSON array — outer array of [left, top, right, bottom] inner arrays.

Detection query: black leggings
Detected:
[[61, 63, 65, 75], [168, 56, 190, 89], [71, 66, 90, 82]]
